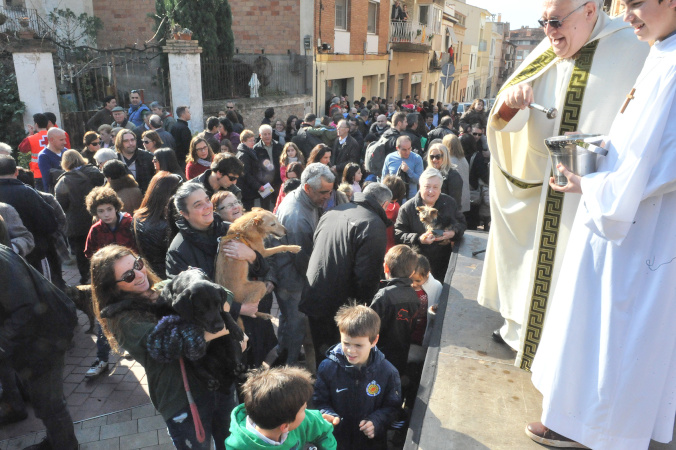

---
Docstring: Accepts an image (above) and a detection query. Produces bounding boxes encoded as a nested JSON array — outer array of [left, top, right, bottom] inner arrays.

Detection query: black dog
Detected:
[[160, 269, 246, 390]]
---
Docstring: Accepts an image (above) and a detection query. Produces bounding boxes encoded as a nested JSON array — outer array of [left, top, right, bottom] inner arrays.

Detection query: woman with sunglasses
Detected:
[[90, 245, 243, 449], [185, 137, 215, 180], [426, 142, 463, 209], [133, 171, 182, 279], [141, 130, 163, 154], [81, 131, 102, 165]]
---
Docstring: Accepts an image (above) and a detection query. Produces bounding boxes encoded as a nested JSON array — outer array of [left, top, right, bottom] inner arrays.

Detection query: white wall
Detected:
[[13, 51, 61, 126]]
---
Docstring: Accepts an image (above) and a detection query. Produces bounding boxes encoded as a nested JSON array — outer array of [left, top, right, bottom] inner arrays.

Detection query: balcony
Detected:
[[389, 20, 432, 52]]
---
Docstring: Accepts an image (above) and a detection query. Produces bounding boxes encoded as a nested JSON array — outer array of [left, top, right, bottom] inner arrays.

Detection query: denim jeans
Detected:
[[27, 354, 79, 449], [96, 322, 110, 362], [165, 383, 237, 450]]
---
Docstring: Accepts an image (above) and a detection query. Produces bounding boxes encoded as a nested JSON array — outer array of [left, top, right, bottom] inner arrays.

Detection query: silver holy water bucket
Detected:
[[544, 134, 607, 186]]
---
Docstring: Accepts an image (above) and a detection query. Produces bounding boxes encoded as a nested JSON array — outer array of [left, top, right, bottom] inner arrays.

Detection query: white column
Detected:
[[163, 40, 204, 134], [12, 51, 60, 127]]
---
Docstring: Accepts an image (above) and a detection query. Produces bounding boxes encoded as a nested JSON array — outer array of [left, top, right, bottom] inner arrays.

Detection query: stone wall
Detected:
[[203, 95, 313, 131]]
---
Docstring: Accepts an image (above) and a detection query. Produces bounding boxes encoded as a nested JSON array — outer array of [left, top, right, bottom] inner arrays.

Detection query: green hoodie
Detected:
[[225, 404, 337, 450]]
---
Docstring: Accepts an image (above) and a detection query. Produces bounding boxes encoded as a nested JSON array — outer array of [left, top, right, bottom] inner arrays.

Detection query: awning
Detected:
[[446, 26, 458, 45]]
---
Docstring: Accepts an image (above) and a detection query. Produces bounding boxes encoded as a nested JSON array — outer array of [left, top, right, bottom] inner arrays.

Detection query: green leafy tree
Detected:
[[0, 60, 27, 161], [155, 0, 235, 59]]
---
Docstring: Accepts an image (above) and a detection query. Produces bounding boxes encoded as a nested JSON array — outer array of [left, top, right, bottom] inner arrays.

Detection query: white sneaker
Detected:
[[85, 360, 109, 378]]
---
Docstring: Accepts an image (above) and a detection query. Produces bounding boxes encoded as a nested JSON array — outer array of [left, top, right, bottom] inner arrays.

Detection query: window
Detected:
[[336, 0, 349, 30], [419, 5, 429, 24], [368, 2, 378, 34]]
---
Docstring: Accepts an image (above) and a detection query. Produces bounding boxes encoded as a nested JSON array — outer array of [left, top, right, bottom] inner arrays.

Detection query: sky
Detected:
[[467, 0, 543, 29]]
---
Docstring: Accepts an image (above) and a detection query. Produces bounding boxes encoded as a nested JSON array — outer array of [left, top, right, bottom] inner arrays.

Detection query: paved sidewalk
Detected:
[[0, 258, 279, 449]]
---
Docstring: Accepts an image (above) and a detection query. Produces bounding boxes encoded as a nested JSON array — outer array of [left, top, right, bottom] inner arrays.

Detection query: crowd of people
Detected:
[[4, 0, 674, 446], [0, 91, 481, 449]]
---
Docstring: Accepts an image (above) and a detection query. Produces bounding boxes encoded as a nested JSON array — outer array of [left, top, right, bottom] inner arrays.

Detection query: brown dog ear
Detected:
[[416, 206, 423, 212], [252, 217, 262, 226]]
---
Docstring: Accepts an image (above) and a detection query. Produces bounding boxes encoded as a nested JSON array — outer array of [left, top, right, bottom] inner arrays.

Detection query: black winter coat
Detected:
[[301, 193, 389, 318], [332, 134, 361, 183], [236, 143, 265, 201], [171, 119, 192, 165], [370, 277, 420, 374], [0, 245, 77, 378], [55, 164, 105, 237], [253, 140, 283, 190], [442, 169, 464, 209], [394, 192, 466, 281], [0, 179, 57, 261], [133, 217, 172, 279], [117, 149, 155, 194]]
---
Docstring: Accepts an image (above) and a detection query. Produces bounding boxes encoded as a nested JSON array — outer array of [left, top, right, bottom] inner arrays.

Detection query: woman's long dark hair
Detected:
[[342, 162, 361, 185], [134, 171, 182, 223], [286, 115, 298, 136], [90, 245, 161, 352], [154, 148, 183, 177], [307, 144, 331, 165]]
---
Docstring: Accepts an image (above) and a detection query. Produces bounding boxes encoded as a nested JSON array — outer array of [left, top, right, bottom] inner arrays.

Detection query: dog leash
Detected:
[[179, 357, 206, 443]]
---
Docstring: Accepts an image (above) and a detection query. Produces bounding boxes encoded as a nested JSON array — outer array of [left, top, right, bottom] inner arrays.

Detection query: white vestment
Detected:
[[477, 13, 649, 369], [532, 34, 676, 449]]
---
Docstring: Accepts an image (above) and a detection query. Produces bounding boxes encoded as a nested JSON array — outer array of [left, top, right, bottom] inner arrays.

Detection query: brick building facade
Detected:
[[231, 0, 302, 54], [93, 0, 156, 48]]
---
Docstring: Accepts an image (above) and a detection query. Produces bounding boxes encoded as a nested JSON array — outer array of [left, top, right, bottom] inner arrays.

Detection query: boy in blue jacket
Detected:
[[313, 305, 402, 449]]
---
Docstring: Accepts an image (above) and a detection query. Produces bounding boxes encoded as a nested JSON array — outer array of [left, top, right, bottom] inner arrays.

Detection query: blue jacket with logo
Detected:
[[313, 344, 402, 449]]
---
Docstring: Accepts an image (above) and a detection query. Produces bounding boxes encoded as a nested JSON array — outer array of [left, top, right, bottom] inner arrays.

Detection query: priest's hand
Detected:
[[503, 83, 534, 110], [549, 163, 582, 194]]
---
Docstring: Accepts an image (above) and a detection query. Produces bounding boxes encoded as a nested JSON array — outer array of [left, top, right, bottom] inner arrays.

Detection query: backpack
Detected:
[[365, 135, 389, 176]]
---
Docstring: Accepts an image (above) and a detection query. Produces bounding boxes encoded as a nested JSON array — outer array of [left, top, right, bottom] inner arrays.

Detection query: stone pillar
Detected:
[[162, 40, 203, 134], [10, 40, 60, 128]]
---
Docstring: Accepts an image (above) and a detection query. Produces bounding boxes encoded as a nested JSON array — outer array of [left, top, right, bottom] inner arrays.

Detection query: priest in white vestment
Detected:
[[477, 0, 648, 370], [528, 0, 676, 447]]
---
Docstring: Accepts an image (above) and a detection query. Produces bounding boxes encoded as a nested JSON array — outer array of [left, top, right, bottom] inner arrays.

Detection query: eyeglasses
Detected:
[[90, 141, 101, 146], [472, 133, 483, 136], [217, 201, 242, 211], [538, 2, 588, 29], [430, 154, 443, 160], [143, 140, 151, 144], [225, 174, 239, 181], [195, 145, 210, 152], [116, 256, 144, 283]]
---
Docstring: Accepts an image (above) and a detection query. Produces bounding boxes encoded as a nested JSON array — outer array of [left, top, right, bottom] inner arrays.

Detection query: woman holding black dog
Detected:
[[91, 245, 244, 450]]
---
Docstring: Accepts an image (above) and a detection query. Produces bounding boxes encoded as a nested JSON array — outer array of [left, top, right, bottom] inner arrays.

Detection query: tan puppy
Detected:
[[215, 208, 300, 314]]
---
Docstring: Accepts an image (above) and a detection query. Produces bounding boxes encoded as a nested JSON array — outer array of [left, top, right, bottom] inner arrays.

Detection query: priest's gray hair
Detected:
[[420, 168, 444, 185], [302, 163, 335, 190], [364, 183, 393, 205]]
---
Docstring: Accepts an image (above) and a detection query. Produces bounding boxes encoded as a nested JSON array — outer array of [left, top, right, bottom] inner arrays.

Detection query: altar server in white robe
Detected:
[[528, 0, 676, 448], [477, 0, 649, 370]]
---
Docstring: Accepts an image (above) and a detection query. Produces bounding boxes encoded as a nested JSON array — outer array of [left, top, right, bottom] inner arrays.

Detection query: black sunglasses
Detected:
[[430, 154, 443, 160], [143, 140, 151, 144], [225, 174, 239, 181], [472, 133, 483, 136], [91, 141, 101, 146], [538, 2, 587, 29], [116, 256, 144, 283]]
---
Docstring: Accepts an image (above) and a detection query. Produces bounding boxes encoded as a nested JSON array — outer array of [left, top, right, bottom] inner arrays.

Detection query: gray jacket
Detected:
[[267, 188, 321, 293], [0, 202, 34, 257]]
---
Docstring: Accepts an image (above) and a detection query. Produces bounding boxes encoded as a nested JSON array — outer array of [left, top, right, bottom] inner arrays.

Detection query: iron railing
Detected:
[[201, 54, 311, 101], [0, 5, 53, 39], [389, 20, 433, 45]]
